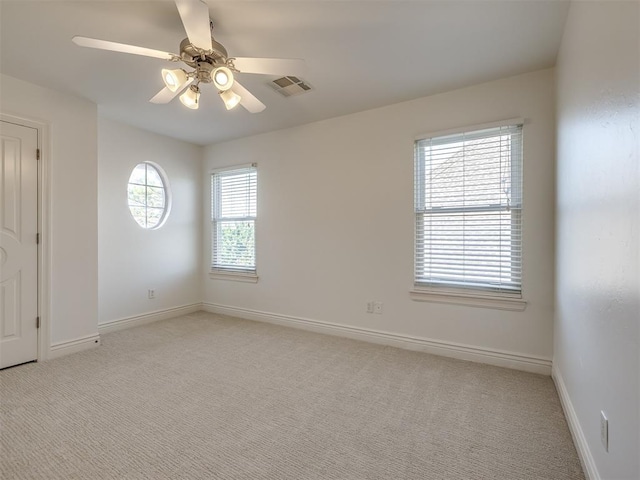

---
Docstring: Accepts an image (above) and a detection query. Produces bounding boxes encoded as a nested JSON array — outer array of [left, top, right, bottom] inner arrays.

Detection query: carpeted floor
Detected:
[[1, 311, 584, 479]]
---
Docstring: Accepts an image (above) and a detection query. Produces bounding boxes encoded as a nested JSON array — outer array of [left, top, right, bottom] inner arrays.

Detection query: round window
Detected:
[[127, 162, 170, 229]]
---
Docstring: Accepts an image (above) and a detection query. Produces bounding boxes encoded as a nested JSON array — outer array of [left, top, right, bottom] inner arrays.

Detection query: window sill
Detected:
[[209, 271, 259, 283], [409, 288, 527, 311]]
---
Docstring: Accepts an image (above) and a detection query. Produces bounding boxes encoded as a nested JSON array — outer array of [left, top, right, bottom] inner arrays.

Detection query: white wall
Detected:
[[203, 69, 556, 366], [98, 117, 202, 325], [555, 2, 639, 479], [0, 74, 98, 347]]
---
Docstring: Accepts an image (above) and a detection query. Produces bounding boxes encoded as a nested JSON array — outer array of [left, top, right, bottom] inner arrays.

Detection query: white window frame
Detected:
[[411, 119, 527, 311], [127, 161, 171, 230], [209, 163, 258, 282]]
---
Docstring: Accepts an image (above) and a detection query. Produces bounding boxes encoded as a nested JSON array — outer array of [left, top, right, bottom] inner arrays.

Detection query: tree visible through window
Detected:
[[127, 162, 169, 229], [414, 124, 523, 294], [211, 165, 257, 273]]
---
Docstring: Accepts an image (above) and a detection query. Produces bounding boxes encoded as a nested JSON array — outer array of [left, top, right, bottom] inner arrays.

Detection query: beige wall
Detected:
[[98, 118, 203, 325], [0, 74, 98, 347], [555, 2, 639, 479], [203, 68, 556, 367]]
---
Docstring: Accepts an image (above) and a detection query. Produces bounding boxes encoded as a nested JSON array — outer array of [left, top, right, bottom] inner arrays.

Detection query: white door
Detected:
[[0, 120, 38, 369]]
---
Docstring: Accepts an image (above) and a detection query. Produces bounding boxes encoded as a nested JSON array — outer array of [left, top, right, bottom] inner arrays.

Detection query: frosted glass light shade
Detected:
[[212, 66, 234, 91], [161, 68, 188, 92], [180, 85, 200, 109], [220, 89, 241, 110]]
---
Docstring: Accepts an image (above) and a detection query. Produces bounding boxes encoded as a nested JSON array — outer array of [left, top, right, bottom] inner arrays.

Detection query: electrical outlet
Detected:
[[366, 301, 374, 313], [600, 411, 608, 452], [373, 301, 383, 314], [148, 289, 155, 299]]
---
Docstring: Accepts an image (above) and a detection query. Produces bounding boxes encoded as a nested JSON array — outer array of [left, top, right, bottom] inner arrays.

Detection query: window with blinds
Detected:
[[414, 124, 523, 294], [211, 165, 257, 273]]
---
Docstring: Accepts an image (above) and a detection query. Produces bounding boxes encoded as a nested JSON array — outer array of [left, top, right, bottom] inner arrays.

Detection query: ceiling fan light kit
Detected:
[[211, 66, 234, 91], [220, 89, 241, 110], [162, 68, 189, 92], [180, 85, 200, 109], [72, 0, 308, 114]]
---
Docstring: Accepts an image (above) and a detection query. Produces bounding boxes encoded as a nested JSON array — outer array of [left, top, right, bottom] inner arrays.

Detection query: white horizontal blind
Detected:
[[211, 165, 257, 273], [414, 124, 523, 294]]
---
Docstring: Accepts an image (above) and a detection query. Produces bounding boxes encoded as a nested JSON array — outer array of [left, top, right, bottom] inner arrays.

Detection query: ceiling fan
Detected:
[[72, 0, 307, 113]]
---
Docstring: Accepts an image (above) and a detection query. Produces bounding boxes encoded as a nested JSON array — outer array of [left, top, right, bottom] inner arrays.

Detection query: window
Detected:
[[414, 123, 523, 296], [128, 162, 170, 229], [211, 164, 257, 275]]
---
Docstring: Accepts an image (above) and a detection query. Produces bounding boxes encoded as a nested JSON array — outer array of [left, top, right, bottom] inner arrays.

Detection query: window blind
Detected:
[[211, 165, 257, 272], [414, 124, 523, 294]]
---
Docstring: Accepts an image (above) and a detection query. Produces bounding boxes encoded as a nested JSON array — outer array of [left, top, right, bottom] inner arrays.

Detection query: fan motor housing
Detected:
[[180, 37, 228, 68], [195, 62, 214, 83]]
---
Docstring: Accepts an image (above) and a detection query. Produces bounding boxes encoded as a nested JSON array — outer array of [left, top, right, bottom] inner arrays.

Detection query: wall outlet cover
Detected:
[[600, 410, 608, 452]]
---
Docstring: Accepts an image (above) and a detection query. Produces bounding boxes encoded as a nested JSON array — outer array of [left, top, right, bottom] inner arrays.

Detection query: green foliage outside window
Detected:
[[217, 221, 255, 268]]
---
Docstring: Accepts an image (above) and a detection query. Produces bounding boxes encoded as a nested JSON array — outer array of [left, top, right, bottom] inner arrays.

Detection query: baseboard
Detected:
[[49, 334, 101, 360], [552, 365, 600, 480], [98, 303, 203, 334], [203, 302, 552, 375]]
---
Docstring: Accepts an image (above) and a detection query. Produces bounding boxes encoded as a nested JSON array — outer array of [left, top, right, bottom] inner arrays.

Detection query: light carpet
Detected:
[[1, 311, 584, 479]]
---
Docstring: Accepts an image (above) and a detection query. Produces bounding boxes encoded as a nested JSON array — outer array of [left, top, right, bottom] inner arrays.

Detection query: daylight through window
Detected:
[[414, 123, 523, 294], [211, 165, 257, 273], [127, 162, 169, 229]]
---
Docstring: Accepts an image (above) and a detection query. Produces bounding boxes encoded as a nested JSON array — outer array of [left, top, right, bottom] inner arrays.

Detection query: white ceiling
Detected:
[[0, 1, 569, 146]]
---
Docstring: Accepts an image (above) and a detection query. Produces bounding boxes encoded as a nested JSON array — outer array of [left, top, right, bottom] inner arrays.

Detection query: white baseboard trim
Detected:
[[203, 302, 552, 375], [98, 303, 203, 335], [49, 333, 101, 360], [552, 365, 600, 480]]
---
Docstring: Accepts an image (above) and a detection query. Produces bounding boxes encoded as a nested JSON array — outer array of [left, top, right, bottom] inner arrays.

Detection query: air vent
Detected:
[[270, 76, 313, 97]]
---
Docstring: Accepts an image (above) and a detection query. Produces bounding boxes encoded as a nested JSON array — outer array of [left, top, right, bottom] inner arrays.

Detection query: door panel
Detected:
[[0, 121, 38, 369]]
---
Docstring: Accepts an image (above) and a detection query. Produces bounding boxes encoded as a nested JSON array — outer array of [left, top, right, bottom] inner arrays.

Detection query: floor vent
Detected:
[[270, 76, 312, 97]]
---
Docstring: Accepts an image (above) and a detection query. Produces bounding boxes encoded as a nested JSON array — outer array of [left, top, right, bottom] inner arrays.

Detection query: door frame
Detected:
[[1, 113, 50, 362]]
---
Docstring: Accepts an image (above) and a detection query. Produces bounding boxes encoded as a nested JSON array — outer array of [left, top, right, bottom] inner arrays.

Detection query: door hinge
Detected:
[[36, 317, 40, 329], [36, 233, 40, 244], [36, 148, 40, 160]]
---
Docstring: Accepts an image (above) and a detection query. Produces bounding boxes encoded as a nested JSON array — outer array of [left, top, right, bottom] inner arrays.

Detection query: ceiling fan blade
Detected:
[[232, 57, 307, 77], [174, 0, 213, 51], [232, 81, 266, 113], [149, 78, 194, 104], [72, 36, 177, 61]]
